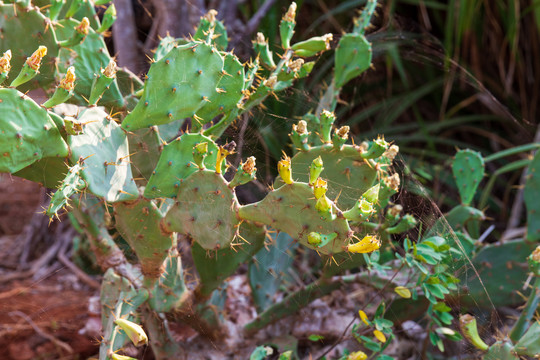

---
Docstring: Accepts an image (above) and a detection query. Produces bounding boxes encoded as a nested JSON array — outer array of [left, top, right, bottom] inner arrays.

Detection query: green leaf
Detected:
[[308, 334, 324, 341]]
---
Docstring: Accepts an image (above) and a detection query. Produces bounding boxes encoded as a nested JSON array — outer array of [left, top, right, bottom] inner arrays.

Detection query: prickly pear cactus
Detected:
[[524, 151, 540, 241], [0, 88, 68, 172], [0, 2, 421, 358], [122, 41, 244, 130], [452, 149, 485, 206]]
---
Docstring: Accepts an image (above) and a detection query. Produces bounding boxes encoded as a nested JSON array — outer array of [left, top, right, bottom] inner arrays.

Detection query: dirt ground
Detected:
[[0, 175, 99, 359]]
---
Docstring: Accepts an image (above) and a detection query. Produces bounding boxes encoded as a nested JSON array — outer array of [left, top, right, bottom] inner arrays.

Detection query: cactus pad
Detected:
[[452, 149, 485, 205], [524, 151, 540, 241], [291, 145, 378, 209], [163, 169, 240, 250], [334, 33, 372, 88], [249, 231, 297, 312], [239, 182, 352, 254], [192, 223, 266, 297], [122, 41, 243, 130], [113, 197, 176, 280], [0, 88, 69, 173], [144, 133, 221, 198], [148, 248, 188, 312], [68, 107, 138, 201], [13, 156, 68, 188]]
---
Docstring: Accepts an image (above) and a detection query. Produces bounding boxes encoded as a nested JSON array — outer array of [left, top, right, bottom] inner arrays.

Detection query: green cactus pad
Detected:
[[100, 268, 148, 359], [163, 170, 240, 250], [426, 205, 485, 238], [192, 52, 245, 128], [193, 12, 228, 51], [46, 162, 86, 217], [290, 145, 378, 210], [239, 182, 352, 254], [461, 239, 537, 307], [192, 223, 266, 297], [452, 149, 485, 205], [0, 88, 69, 173], [55, 18, 124, 108], [524, 151, 540, 241], [334, 33, 372, 89], [68, 107, 138, 201], [113, 197, 176, 280], [249, 231, 297, 312], [122, 41, 242, 130], [0, 4, 59, 90], [144, 133, 221, 198], [14, 156, 68, 188], [148, 248, 188, 312], [485, 341, 519, 360], [128, 120, 183, 185]]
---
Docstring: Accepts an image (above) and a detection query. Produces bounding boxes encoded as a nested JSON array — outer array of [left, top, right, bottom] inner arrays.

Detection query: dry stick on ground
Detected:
[[57, 234, 101, 290], [9, 310, 74, 354]]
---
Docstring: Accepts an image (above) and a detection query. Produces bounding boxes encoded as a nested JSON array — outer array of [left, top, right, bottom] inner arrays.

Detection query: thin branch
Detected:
[[245, 0, 277, 34], [9, 311, 73, 354]]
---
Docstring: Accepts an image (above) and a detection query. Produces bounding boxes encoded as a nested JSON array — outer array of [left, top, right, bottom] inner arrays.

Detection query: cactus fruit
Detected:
[[452, 149, 485, 206], [459, 314, 489, 351], [292, 34, 332, 58], [253, 32, 276, 68], [0, 88, 69, 173], [58, 17, 90, 47]]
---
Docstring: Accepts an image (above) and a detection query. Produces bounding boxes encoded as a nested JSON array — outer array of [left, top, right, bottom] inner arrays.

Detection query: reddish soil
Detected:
[[0, 175, 99, 359]]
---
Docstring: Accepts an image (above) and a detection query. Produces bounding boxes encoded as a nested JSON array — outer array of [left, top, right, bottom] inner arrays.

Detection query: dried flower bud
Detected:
[[0, 50, 12, 73], [387, 204, 402, 218], [242, 156, 257, 175], [204, 9, 217, 23], [384, 173, 400, 192], [26, 46, 47, 71], [293, 120, 308, 135], [59, 66, 76, 91], [263, 75, 277, 88], [256, 32, 267, 45], [289, 58, 304, 72], [336, 125, 349, 139], [283, 2, 297, 22], [76, 17, 90, 35], [383, 144, 399, 161], [103, 60, 117, 78]]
